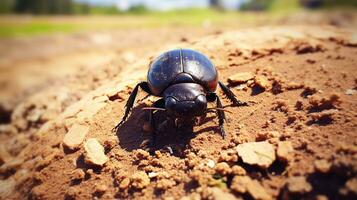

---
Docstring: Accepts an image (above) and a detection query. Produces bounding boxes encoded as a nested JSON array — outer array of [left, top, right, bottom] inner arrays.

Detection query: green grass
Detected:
[[0, 9, 271, 38], [268, 0, 301, 14], [0, 21, 78, 37]]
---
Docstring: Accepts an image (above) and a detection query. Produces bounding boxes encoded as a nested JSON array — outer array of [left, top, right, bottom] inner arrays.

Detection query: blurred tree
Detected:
[[90, 5, 120, 15], [311, 0, 357, 8], [128, 5, 148, 14], [300, 0, 323, 8], [269, 0, 300, 12], [240, 0, 275, 11], [0, 0, 15, 13], [209, 0, 228, 10], [14, 0, 74, 14], [209, 0, 220, 8], [73, 2, 90, 15]]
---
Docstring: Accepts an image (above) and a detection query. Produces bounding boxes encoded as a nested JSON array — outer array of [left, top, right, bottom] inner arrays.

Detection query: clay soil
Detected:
[[0, 15, 357, 200]]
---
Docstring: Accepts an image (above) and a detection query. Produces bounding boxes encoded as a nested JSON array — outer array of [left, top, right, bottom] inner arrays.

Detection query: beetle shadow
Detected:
[[114, 104, 151, 151], [114, 105, 223, 154], [194, 116, 219, 135], [114, 103, 194, 153]]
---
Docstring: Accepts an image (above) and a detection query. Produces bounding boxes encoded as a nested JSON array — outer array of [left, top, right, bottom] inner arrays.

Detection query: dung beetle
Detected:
[[113, 49, 247, 144]]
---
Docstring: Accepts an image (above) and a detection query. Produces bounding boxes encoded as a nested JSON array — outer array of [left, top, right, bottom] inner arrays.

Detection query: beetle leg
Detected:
[[113, 82, 152, 132], [139, 82, 151, 94], [148, 98, 165, 145], [149, 109, 156, 146], [218, 81, 248, 106], [197, 112, 207, 125], [215, 94, 227, 138]]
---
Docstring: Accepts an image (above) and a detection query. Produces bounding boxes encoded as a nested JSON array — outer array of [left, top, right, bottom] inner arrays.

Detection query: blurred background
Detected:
[[0, 0, 356, 123]]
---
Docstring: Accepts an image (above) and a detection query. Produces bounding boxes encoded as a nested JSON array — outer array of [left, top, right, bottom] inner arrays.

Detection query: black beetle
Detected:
[[113, 49, 247, 144]]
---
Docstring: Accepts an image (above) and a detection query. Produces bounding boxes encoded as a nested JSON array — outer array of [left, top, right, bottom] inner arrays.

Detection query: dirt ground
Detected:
[[0, 13, 357, 200]]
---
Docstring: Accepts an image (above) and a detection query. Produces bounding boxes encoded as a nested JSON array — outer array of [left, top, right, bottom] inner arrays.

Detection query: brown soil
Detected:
[[1, 23, 357, 199]]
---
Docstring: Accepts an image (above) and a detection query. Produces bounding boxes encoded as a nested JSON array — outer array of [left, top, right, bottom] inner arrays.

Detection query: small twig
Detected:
[[236, 101, 265, 122]]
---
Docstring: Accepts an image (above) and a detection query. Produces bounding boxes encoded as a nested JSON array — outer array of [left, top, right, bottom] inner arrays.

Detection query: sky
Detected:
[[75, 0, 249, 11]]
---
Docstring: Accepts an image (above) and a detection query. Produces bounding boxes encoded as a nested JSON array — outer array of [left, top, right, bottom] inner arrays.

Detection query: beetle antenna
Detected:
[[207, 108, 233, 114], [142, 107, 166, 111]]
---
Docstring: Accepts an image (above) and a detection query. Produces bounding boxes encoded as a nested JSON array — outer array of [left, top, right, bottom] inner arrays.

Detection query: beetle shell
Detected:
[[147, 49, 218, 96]]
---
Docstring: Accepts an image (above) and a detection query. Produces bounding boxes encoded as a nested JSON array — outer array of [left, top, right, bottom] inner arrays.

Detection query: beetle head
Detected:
[[165, 95, 207, 117], [163, 83, 207, 118]]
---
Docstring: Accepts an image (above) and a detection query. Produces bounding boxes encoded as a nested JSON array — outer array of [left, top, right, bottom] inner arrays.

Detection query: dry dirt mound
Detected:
[[1, 25, 357, 200]]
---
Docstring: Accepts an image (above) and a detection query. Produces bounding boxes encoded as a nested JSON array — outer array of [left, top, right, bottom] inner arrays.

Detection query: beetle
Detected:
[[113, 49, 247, 144]]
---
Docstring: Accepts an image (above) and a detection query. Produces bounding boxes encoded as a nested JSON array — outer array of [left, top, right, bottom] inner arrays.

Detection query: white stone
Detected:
[[236, 141, 276, 169], [63, 124, 89, 150], [84, 138, 108, 166]]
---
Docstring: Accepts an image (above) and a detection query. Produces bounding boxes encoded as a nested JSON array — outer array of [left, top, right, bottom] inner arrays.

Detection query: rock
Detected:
[[236, 142, 276, 169], [31, 185, 47, 199], [63, 124, 89, 150], [131, 171, 150, 189], [345, 89, 356, 95], [71, 169, 85, 180], [308, 94, 341, 110], [286, 176, 312, 194], [314, 159, 331, 173], [306, 58, 316, 64], [134, 149, 150, 160], [0, 145, 12, 164], [148, 172, 158, 178], [26, 109, 43, 122], [0, 157, 24, 173], [76, 102, 107, 121], [344, 33, 357, 46], [301, 86, 318, 97], [93, 95, 108, 103], [254, 76, 270, 90], [231, 176, 272, 200], [309, 109, 338, 123], [345, 178, 357, 194], [13, 169, 30, 184], [230, 176, 248, 193], [103, 137, 117, 150], [206, 159, 215, 168], [272, 99, 289, 112], [0, 124, 17, 136], [228, 72, 254, 84], [231, 165, 246, 176], [156, 179, 176, 190], [294, 41, 324, 54], [218, 149, 238, 162], [61, 100, 86, 119], [84, 138, 108, 166], [95, 184, 107, 194], [180, 193, 201, 200], [65, 187, 78, 199], [7, 134, 29, 156], [316, 195, 329, 200], [286, 82, 304, 90], [119, 178, 130, 190], [277, 141, 294, 162], [0, 178, 16, 198], [210, 187, 236, 200], [256, 131, 281, 141], [215, 162, 231, 175]]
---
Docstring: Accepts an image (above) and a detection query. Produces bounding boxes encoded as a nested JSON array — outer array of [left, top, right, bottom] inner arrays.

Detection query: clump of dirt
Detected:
[[1, 25, 357, 200]]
